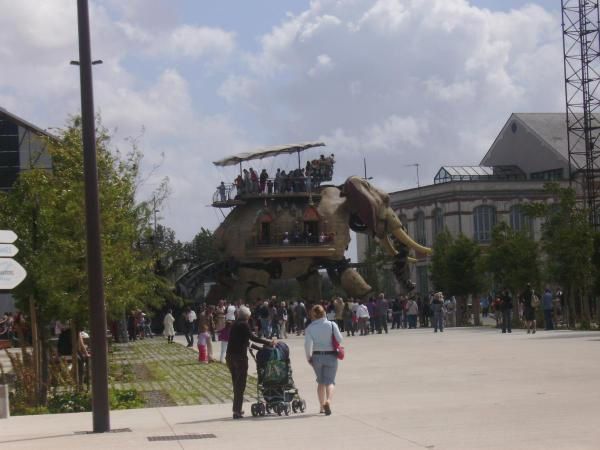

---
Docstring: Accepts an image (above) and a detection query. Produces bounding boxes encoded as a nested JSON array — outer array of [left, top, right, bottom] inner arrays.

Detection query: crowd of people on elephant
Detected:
[[217, 154, 336, 201]]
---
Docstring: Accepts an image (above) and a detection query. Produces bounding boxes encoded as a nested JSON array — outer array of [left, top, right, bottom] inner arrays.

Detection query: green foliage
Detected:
[[485, 222, 539, 293], [430, 231, 484, 296], [47, 390, 92, 414], [110, 388, 145, 410], [183, 227, 219, 266], [0, 116, 168, 325], [524, 183, 596, 326]]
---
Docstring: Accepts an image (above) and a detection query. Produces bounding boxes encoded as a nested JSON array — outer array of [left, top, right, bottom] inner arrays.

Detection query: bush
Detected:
[[47, 391, 91, 414], [110, 388, 144, 410]]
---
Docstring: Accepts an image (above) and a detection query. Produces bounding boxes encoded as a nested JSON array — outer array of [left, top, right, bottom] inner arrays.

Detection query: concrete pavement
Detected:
[[1, 326, 599, 449]]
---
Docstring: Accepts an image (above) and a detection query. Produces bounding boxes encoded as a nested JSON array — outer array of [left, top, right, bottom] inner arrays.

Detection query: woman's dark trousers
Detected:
[[502, 309, 512, 333], [227, 356, 248, 414]]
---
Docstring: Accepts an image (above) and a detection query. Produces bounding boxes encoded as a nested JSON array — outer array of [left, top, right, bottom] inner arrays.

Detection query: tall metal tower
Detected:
[[561, 0, 600, 228]]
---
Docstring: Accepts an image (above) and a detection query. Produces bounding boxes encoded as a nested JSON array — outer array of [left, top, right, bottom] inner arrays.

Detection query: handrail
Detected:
[[212, 174, 331, 203]]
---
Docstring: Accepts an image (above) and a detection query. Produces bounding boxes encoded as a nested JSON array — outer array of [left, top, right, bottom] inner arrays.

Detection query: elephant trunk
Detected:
[[385, 209, 433, 256]]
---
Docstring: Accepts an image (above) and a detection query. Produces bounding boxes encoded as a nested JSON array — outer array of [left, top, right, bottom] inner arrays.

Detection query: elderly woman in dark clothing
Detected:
[[226, 305, 274, 419]]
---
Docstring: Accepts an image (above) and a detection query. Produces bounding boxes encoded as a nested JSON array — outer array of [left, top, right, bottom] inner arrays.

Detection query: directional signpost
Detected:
[[0, 230, 26, 290], [0, 229, 25, 419], [0, 230, 17, 244]]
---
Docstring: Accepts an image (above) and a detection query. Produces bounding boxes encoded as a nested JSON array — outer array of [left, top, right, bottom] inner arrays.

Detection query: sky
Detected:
[[0, 0, 563, 245]]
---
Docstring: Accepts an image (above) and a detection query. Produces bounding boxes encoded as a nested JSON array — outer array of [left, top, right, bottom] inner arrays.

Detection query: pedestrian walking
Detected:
[[391, 298, 402, 329], [444, 296, 457, 327], [356, 300, 370, 336], [521, 283, 537, 334], [218, 321, 232, 363], [375, 293, 389, 334], [304, 305, 343, 416], [163, 309, 175, 343], [197, 324, 211, 364], [226, 306, 273, 419], [184, 306, 197, 347], [342, 302, 354, 336], [406, 297, 419, 329], [431, 292, 444, 332], [500, 288, 513, 334], [542, 288, 554, 330]]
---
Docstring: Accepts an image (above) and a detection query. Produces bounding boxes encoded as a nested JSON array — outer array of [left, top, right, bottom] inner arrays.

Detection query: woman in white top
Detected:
[[163, 309, 175, 343], [304, 304, 343, 415]]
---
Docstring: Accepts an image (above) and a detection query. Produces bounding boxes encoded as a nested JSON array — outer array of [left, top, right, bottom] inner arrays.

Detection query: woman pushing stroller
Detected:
[[226, 306, 275, 419]]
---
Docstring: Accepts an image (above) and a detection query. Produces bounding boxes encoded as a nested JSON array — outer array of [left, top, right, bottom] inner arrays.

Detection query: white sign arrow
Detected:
[[0, 230, 17, 244], [0, 259, 27, 290], [0, 244, 18, 258]]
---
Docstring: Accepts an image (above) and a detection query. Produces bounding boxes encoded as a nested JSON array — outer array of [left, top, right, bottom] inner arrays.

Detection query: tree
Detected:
[[0, 116, 167, 401], [525, 183, 596, 328], [429, 232, 485, 325], [429, 230, 453, 293], [485, 222, 540, 295]]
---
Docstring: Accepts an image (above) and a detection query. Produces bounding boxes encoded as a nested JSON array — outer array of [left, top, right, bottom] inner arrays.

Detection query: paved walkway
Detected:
[[1, 327, 600, 449]]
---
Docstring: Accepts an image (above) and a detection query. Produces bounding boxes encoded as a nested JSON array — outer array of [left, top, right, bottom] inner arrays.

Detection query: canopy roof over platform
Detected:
[[213, 142, 325, 167]]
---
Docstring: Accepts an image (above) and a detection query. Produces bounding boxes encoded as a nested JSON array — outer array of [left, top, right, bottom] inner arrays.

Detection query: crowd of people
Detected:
[[126, 309, 154, 341], [166, 291, 465, 358], [483, 284, 564, 333], [217, 154, 336, 201]]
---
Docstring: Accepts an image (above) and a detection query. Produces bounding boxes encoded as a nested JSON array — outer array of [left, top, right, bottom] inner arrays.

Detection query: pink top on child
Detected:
[[197, 331, 210, 346]]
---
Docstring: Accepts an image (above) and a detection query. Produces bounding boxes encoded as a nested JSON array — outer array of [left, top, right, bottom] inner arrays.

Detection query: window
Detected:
[[510, 205, 531, 233], [473, 205, 496, 242], [414, 211, 426, 245], [432, 208, 444, 238], [417, 266, 429, 297], [530, 169, 564, 181]]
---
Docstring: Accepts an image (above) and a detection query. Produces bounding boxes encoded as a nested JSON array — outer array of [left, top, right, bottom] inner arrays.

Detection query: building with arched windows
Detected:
[[357, 113, 573, 296]]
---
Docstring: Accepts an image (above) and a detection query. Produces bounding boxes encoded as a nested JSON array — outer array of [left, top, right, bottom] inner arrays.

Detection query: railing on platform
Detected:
[[212, 175, 330, 204]]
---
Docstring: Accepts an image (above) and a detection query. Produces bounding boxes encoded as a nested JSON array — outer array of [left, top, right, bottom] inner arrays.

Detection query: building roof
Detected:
[[0, 107, 55, 139], [480, 113, 587, 167]]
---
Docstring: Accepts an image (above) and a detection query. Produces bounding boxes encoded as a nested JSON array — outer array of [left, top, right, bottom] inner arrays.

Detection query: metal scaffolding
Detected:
[[562, 0, 600, 228]]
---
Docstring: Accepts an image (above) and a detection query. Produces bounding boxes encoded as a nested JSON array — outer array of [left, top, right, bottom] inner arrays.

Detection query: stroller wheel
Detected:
[[291, 400, 298, 413], [276, 403, 283, 416], [258, 403, 266, 416], [251, 403, 258, 417], [299, 399, 306, 413]]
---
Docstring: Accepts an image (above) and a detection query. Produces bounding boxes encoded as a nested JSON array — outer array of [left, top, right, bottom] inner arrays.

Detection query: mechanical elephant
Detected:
[[181, 176, 431, 302]]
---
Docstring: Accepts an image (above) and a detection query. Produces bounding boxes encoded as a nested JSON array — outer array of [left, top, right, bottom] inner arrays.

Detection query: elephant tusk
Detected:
[[407, 256, 417, 263], [379, 234, 399, 256], [392, 227, 433, 255]]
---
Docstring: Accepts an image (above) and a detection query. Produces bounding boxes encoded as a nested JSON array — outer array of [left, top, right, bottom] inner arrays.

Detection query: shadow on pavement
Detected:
[[177, 412, 321, 425], [0, 433, 77, 445]]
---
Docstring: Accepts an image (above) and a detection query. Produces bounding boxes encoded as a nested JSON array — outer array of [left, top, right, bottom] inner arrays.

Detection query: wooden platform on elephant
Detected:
[[245, 245, 337, 259]]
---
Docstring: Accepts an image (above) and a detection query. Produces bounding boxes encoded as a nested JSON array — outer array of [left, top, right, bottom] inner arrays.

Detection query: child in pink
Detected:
[[197, 325, 211, 364]]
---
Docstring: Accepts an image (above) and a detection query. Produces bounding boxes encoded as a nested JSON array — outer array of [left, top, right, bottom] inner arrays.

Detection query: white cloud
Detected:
[[0, 0, 565, 244], [308, 54, 334, 77]]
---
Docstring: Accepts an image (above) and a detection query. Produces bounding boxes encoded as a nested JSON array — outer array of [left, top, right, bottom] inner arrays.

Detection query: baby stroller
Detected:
[[250, 342, 306, 416]]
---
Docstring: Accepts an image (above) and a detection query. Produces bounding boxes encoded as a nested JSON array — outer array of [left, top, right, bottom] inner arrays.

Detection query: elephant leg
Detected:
[[234, 267, 270, 302], [340, 268, 372, 298], [297, 270, 322, 303]]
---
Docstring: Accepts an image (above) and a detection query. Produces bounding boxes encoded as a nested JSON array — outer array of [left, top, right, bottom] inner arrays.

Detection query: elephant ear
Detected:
[[343, 177, 378, 231]]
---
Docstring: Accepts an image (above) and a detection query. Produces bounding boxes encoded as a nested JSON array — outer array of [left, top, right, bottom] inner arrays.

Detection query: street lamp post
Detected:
[[76, 0, 110, 432]]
